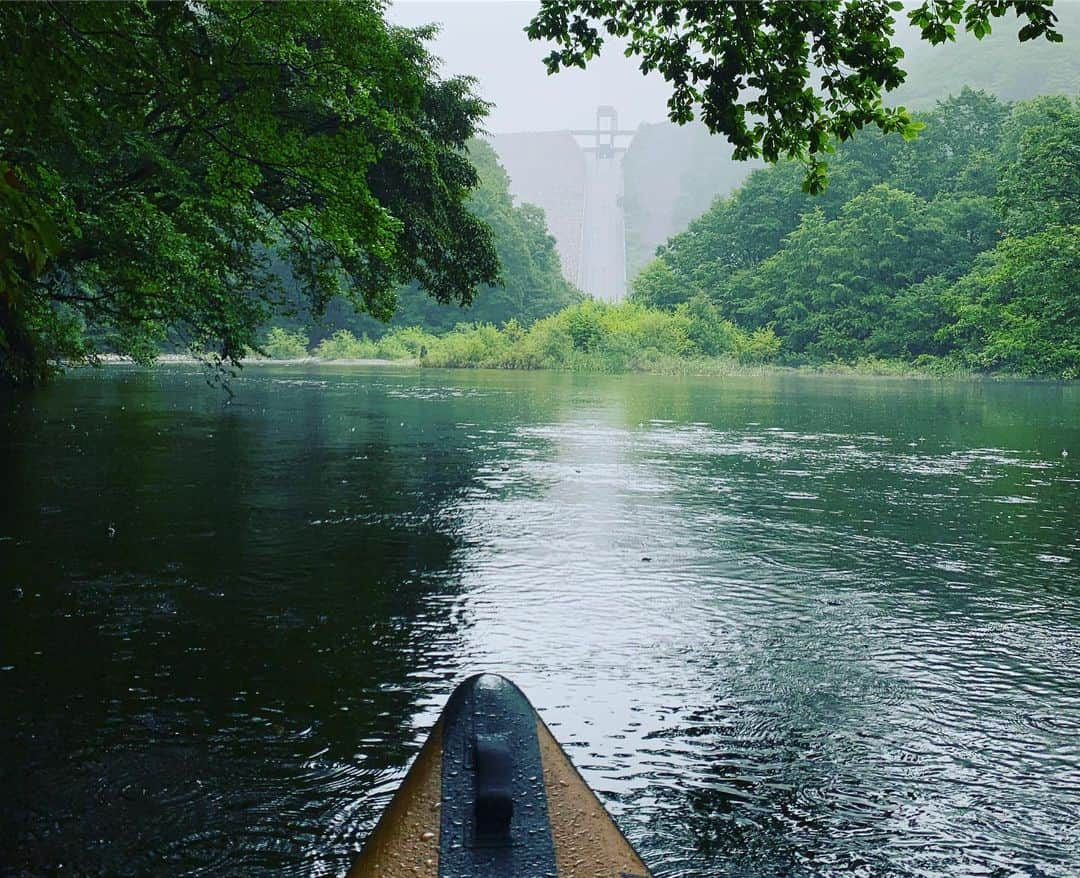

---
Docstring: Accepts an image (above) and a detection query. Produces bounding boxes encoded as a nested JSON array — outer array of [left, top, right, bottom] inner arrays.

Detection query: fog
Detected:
[[387, 1, 1080, 136], [387, 1, 674, 133]]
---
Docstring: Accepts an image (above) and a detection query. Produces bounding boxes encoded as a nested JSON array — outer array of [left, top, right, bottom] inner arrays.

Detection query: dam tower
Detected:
[[491, 106, 635, 303]]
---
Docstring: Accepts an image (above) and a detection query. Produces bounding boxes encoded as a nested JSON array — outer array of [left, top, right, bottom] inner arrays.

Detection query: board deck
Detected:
[[348, 674, 651, 878]]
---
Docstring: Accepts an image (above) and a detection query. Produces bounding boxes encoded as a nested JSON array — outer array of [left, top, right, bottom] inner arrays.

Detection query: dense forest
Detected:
[[631, 91, 1079, 378]]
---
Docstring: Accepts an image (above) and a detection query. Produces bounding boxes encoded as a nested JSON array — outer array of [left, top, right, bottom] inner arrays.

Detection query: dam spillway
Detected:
[[490, 108, 632, 302], [579, 150, 626, 302]]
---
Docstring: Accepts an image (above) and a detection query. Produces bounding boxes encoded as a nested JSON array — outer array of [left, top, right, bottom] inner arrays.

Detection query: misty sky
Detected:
[[387, 1, 675, 133]]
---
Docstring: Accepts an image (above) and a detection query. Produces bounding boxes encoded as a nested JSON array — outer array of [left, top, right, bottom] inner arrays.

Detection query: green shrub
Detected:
[[676, 294, 743, 356], [314, 329, 378, 359], [264, 327, 310, 359], [510, 316, 573, 368], [423, 324, 509, 367], [736, 326, 782, 363], [373, 326, 439, 360], [564, 301, 606, 352], [606, 303, 694, 360]]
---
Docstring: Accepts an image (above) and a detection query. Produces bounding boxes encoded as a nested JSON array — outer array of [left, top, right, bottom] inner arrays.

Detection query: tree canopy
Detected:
[[527, 0, 1062, 191], [0, 1, 500, 386]]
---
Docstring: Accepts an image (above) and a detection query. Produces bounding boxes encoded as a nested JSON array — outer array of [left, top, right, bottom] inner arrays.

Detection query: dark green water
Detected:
[[2, 365, 1078, 878]]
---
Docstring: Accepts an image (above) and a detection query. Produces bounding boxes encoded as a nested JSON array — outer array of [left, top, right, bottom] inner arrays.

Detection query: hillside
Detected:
[[630, 91, 1080, 378], [621, 124, 762, 276]]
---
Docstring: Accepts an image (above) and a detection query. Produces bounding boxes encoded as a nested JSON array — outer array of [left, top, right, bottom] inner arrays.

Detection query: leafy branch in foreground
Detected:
[[0, 1, 500, 386], [527, 0, 1061, 191]]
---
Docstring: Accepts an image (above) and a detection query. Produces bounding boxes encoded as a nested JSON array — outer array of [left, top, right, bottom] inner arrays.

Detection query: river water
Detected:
[[2, 365, 1078, 878]]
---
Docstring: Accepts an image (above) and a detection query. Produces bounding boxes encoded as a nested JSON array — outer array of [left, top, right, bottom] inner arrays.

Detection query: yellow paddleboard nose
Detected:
[[348, 674, 651, 878]]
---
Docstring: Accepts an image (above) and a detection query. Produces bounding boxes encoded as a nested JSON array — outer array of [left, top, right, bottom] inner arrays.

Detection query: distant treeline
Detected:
[[631, 91, 1079, 378], [275, 140, 582, 344], [616, 4, 1080, 282]]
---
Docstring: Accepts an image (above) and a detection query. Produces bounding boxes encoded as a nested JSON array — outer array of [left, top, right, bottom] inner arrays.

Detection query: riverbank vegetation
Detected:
[[266, 301, 778, 372], [259, 310, 979, 378]]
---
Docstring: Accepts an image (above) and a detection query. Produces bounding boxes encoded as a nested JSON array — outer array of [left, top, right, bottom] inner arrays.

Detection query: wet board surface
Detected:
[[348, 675, 651, 878]]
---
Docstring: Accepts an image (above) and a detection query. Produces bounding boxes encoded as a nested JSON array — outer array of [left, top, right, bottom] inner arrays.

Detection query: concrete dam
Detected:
[[490, 108, 633, 302]]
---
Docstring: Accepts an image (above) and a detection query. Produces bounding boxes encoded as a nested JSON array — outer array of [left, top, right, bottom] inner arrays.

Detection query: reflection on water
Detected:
[[2, 365, 1078, 877]]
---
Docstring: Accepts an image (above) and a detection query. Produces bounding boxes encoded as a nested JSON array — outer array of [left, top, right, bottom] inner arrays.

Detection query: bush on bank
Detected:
[[263, 300, 785, 371], [263, 327, 310, 359]]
